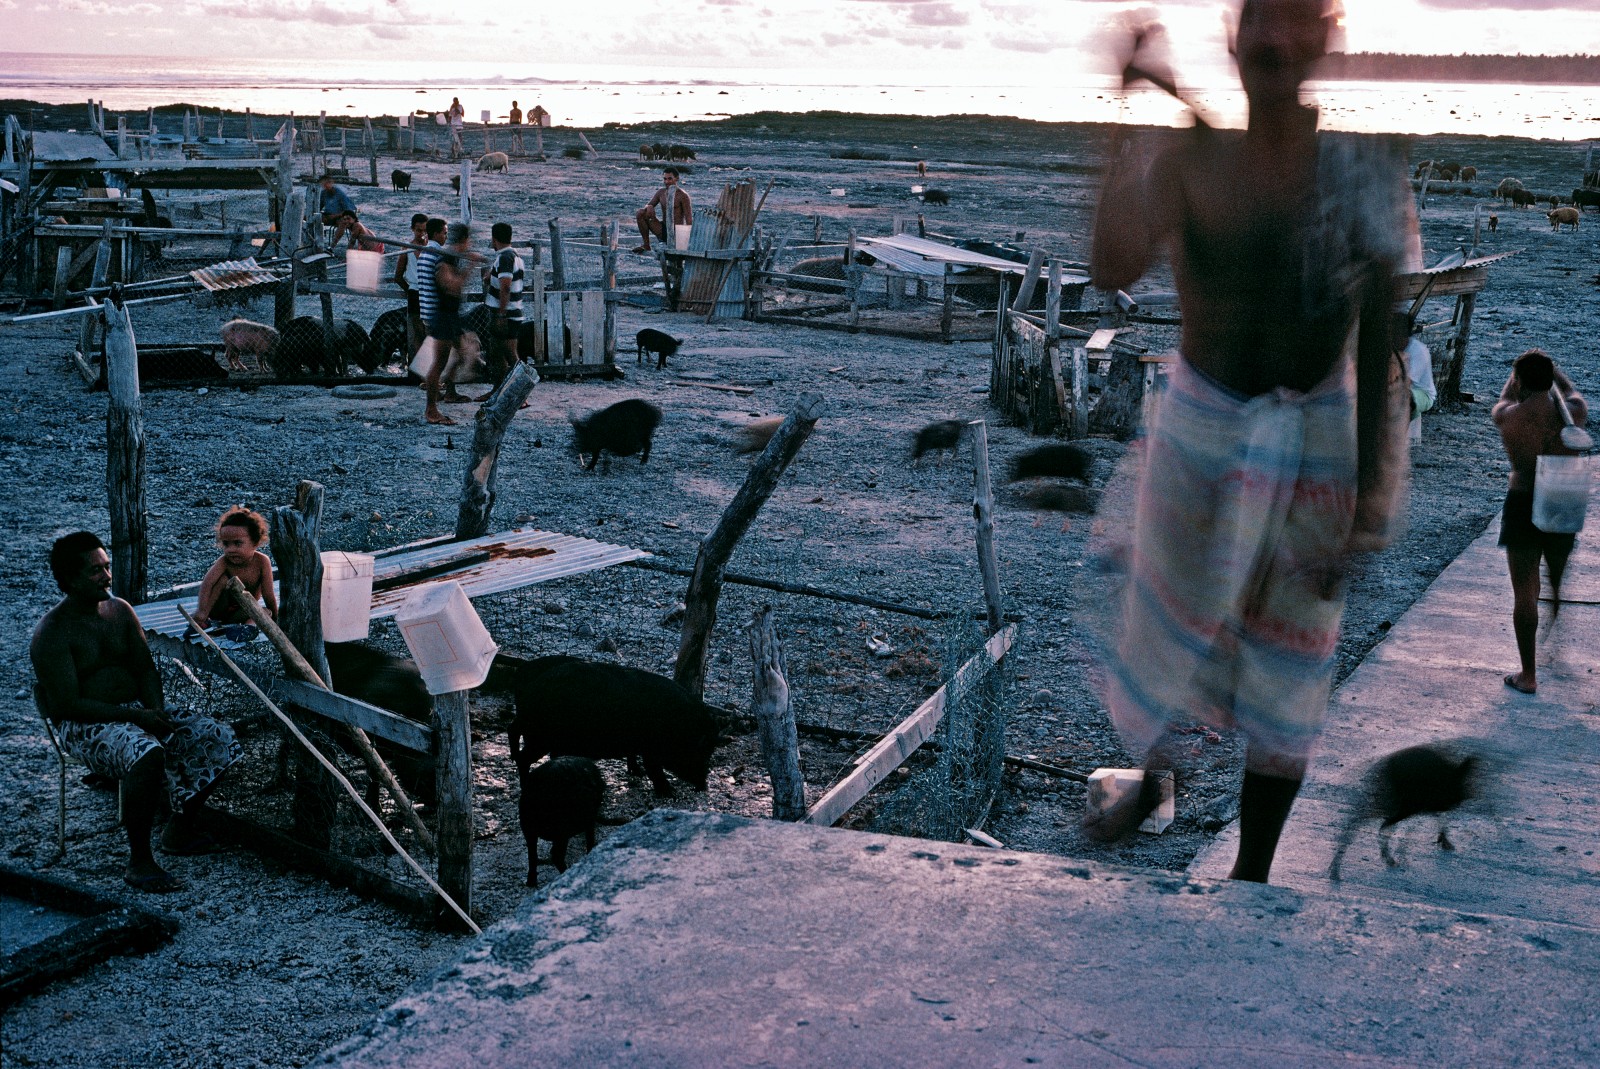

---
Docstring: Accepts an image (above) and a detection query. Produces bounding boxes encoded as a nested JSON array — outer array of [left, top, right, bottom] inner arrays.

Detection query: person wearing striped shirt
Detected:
[[482, 222, 525, 367]]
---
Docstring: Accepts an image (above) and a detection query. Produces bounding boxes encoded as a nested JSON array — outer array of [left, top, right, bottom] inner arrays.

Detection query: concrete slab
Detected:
[[1192, 525, 1600, 929], [320, 811, 1600, 1069]]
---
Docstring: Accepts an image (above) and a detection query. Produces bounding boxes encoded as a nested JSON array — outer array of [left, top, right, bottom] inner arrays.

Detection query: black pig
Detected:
[[570, 399, 662, 471], [325, 641, 436, 806], [912, 420, 965, 461], [636, 328, 682, 369], [510, 656, 726, 797], [1328, 742, 1481, 881], [519, 755, 605, 887], [1010, 443, 1093, 483], [272, 316, 370, 377], [390, 168, 412, 192]]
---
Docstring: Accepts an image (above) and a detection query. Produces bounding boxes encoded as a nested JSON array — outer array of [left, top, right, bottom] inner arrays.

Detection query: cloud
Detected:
[[1416, 0, 1586, 7], [55, 0, 157, 12], [368, 21, 405, 37], [908, 2, 966, 26], [198, 0, 424, 28], [0, 0, 17, 9]]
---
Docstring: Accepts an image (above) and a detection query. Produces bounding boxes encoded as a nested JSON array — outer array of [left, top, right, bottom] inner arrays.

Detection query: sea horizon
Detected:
[[2, 50, 1597, 141]]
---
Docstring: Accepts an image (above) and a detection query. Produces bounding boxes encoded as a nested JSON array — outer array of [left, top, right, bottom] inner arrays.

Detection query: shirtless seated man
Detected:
[[1492, 349, 1588, 694], [633, 166, 692, 254], [30, 532, 243, 893]]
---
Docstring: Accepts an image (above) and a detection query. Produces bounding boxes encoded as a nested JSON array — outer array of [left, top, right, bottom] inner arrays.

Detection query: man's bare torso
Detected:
[[34, 599, 143, 712], [1161, 122, 1355, 396], [1497, 393, 1576, 490]]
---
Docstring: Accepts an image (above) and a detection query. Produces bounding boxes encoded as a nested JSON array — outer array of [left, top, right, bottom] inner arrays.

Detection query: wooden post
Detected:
[[846, 229, 860, 331], [245, 108, 255, 141], [1440, 293, 1477, 406], [1045, 259, 1062, 340], [749, 606, 804, 821], [940, 263, 955, 341], [602, 224, 619, 362], [272, 480, 337, 848], [433, 689, 473, 929], [52, 246, 73, 310], [274, 118, 296, 232], [675, 393, 826, 698], [813, 215, 822, 246], [1071, 346, 1089, 439], [455, 363, 539, 538], [533, 123, 544, 159], [147, 107, 155, 136], [104, 297, 148, 605], [366, 118, 378, 187], [275, 187, 306, 332], [222, 577, 435, 851], [458, 160, 472, 224], [1010, 249, 1046, 313], [78, 219, 114, 359], [968, 420, 1003, 635], [529, 240, 546, 362], [548, 218, 566, 291], [116, 116, 127, 159]]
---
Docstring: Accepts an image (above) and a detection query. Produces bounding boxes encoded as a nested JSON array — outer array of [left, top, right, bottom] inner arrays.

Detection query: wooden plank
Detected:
[[667, 381, 755, 395], [581, 289, 604, 364], [546, 290, 565, 363], [270, 678, 432, 753], [1086, 327, 1117, 352], [804, 624, 1015, 827]]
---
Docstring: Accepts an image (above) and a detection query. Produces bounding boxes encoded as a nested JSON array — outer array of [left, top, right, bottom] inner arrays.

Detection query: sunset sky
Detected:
[[5, 0, 1599, 82]]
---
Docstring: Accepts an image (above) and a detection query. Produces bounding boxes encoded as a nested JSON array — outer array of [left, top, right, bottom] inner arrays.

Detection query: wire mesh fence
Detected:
[[865, 610, 1010, 842]]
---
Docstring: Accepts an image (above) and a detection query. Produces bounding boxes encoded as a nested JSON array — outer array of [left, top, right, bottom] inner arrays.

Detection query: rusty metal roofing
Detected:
[[30, 131, 115, 162], [857, 234, 1094, 282], [190, 257, 281, 291], [134, 528, 650, 640]]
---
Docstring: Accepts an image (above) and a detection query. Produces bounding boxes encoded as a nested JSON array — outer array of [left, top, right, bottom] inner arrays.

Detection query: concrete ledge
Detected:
[[321, 811, 1600, 1068]]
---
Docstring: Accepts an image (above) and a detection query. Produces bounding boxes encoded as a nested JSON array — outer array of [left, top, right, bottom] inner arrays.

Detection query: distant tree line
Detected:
[[1319, 52, 1600, 85]]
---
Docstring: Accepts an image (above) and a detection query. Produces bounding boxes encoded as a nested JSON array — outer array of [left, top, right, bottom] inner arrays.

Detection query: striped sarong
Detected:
[[1104, 353, 1361, 778]]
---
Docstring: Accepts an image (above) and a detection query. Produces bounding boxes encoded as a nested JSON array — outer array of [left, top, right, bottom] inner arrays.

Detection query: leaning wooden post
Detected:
[[1071, 345, 1089, 439], [1010, 248, 1046, 313], [846, 228, 860, 331], [274, 117, 296, 233], [78, 218, 114, 359], [433, 689, 473, 930], [749, 606, 804, 820], [272, 480, 337, 848], [968, 420, 1003, 635], [104, 295, 148, 605], [602, 224, 619, 362], [458, 160, 472, 224], [548, 218, 567, 291], [675, 393, 826, 698], [455, 362, 539, 538], [116, 116, 127, 159], [1440, 293, 1477, 407], [940, 263, 955, 341]]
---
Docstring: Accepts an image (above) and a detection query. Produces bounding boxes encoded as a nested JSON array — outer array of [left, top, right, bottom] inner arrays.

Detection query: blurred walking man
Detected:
[[1085, 0, 1416, 882]]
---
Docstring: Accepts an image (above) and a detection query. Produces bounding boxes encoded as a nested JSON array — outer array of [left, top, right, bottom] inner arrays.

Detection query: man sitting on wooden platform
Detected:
[[633, 166, 692, 255], [31, 533, 242, 894]]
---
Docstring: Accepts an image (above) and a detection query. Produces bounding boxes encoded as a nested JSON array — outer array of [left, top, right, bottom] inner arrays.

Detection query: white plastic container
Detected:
[[345, 249, 382, 293], [1085, 768, 1175, 835], [1533, 455, 1592, 534], [320, 551, 374, 642], [395, 581, 498, 695], [673, 224, 692, 250]]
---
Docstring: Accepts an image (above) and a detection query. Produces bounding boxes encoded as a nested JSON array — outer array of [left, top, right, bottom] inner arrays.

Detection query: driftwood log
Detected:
[[967, 419, 1004, 635], [272, 480, 337, 846], [749, 607, 804, 820], [104, 296, 148, 604], [674, 392, 826, 698], [455, 361, 538, 538]]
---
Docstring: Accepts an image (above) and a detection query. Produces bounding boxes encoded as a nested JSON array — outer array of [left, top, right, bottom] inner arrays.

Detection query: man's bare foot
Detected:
[[1504, 672, 1536, 695], [124, 860, 183, 894], [632, 244, 650, 254], [1082, 771, 1165, 843], [425, 409, 457, 426]]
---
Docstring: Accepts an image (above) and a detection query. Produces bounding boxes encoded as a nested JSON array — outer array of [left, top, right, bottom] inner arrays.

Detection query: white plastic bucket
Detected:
[[1533, 455, 1592, 534], [673, 224, 692, 250], [345, 249, 382, 293], [395, 581, 498, 695], [320, 551, 374, 642]]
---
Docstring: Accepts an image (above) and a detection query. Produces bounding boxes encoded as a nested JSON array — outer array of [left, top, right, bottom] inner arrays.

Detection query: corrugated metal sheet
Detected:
[[857, 235, 1095, 282], [134, 528, 650, 640], [190, 258, 280, 291], [678, 178, 759, 317], [31, 131, 115, 162]]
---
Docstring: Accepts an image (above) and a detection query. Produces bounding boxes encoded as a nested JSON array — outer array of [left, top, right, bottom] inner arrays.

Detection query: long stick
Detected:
[[178, 604, 478, 935], [222, 578, 435, 851]]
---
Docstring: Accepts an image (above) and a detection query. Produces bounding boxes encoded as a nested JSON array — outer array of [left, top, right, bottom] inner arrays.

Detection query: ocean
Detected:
[[2, 51, 1597, 141]]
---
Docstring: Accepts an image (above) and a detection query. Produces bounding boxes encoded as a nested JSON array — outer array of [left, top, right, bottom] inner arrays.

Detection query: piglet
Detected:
[[519, 755, 605, 887], [1328, 742, 1481, 881]]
